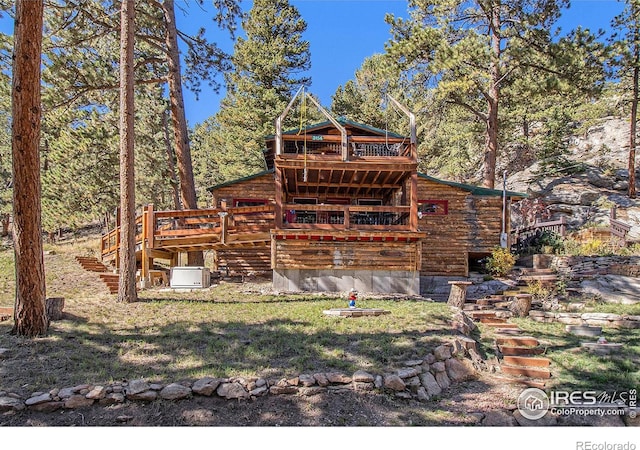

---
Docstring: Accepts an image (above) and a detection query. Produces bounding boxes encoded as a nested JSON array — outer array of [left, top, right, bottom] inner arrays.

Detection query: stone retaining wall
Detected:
[[0, 339, 477, 414], [548, 255, 640, 278], [529, 311, 640, 328]]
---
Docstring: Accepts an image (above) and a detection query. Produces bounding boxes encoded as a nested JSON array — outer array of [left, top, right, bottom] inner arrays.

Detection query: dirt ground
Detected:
[[1, 374, 522, 427]]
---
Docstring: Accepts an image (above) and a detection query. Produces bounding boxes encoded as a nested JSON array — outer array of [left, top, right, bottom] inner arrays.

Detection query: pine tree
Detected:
[[192, 0, 311, 193], [385, 0, 603, 188], [11, 0, 48, 336], [612, 0, 640, 198]]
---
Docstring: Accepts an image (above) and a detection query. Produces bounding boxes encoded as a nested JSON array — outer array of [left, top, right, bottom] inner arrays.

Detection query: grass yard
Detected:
[[0, 238, 453, 397]]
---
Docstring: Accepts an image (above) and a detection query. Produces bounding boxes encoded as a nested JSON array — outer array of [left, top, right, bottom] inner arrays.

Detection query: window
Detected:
[[358, 198, 383, 206], [292, 197, 318, 205], [233, 198, 268, 207], [418, 200, 448, 217]]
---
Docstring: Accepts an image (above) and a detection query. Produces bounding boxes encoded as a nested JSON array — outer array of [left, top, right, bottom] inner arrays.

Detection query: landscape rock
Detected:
[[0, 396, 25, 412], [403, 360, 423, 367], [445, 357, 475, 382], [435, 371, 451, 390], [353, 382, 375, 392], [86, 386, 107, 400], [482, 410, 518, 426], [217, 382, 249, 399], [269, 385, 298, 395], [25, 393, 52, 406], [352, 370, 375, 383], [159, 383, 192, 400], [64, 395, 95, 409], [249, 386, 268, 397], [298, 374, 316, 387], [98, 393, 125, 406], [126, 379, 151, 396], [192, 377, 221, 396], [28, 401, 63, 413], [513, 410, 558, 426], [433, 345, 452, 361], [57, 387, 77, 399], [383, 374, 406, 391], [313, 373, 329, 387], [326, 372, 352, 384], [126, 390, 157, 402], [419, 372, 442, 397], [430, 361, 446, 373], [374, 375, 383, 389], [416, 387, 430, 402], [298, 386, 326, 396], [397, 367, 420, 379]]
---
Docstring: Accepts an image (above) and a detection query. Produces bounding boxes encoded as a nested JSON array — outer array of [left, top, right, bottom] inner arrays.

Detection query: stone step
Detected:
[[483, 322, 520, 329], [519, 268, 555, 275], [495, 328, 523, 335], [503, 356, 551, 368], [480, 317, 508, 324], [500, 364, 551, 379], [498, 345, 545, 356], [496, 336, 539, 347], [466, 310, 498, 319]]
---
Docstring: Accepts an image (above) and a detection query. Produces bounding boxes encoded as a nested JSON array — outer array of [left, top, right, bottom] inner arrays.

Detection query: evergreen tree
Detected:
[[385, 0, 603, 188], [192, 0, 311, 194], [11, 0, 48, 336], [611, 0, 640, 198]]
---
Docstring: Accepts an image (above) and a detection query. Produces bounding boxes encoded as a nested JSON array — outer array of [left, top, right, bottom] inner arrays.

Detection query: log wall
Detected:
[[211, 173, 276, 207], [273, 239, 421, 271], [214, 245, 272, 275], [416, 178, 505, 276]]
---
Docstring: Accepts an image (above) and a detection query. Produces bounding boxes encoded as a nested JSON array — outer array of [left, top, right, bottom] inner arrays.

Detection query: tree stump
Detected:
[[510, 294, 532, 318], [46, 297, 65, 321], [447, 281, 473, 308]]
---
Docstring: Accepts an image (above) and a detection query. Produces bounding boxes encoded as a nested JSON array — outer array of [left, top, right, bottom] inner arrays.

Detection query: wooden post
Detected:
[[511, 294, 533, 318], [140, 209, 149, 288], [447, 280, 473, 308], [274, 166, 283, 229], [146, 204, 155, 250], [559, 215, 567, 237], [410, 172, 418, 231]]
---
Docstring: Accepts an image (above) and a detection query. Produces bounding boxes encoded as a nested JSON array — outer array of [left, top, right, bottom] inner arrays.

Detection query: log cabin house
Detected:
[[101, 92, 525, 295]]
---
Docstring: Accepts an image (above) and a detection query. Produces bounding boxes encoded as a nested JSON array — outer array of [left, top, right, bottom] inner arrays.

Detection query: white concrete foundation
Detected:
[[273, 269, 420, 295]]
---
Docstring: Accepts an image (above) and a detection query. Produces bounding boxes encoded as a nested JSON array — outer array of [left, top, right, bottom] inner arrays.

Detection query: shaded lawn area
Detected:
[[0, 283, 453, 397]]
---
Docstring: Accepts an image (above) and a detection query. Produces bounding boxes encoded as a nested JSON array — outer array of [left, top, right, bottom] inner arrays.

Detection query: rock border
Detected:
[[529, 310, 640, 328], [0, 340, 478, 414]]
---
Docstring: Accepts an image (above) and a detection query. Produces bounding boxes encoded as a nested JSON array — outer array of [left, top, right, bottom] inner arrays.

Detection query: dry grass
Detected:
[[0, 237, 453, 397]]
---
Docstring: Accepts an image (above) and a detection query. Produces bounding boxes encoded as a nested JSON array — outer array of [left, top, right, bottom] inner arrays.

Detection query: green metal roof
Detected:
[[206, 168, 274, 192], [418, 173, 527, 198], [266, 117, 406, 140]]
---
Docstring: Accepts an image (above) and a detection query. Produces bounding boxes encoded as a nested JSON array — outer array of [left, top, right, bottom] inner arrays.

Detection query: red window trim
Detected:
[[418, 199, 448, 216]]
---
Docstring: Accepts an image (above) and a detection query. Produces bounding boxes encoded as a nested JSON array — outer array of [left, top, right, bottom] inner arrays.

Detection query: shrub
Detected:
[[485, 247, 516, 277]]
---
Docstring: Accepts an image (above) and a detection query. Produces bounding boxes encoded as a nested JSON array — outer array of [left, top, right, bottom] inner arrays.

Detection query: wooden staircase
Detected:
[[464, 288, 552, 389], [75, 256, 118, 294]]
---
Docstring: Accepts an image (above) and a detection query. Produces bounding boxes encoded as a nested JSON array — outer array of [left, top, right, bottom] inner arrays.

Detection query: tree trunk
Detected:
[[162, 0, 204, 266], [118, 0, 138, 303], [447, 281, 472, 309], [11, 0, 48, 337], [483, 3, 502, 190], [162, 110, 182, 210], [510, 294, 532, 318], [630, 7, 639, 199]]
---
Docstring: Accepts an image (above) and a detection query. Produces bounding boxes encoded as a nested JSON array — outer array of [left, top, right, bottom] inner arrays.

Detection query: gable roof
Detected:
[[266, 117, 406, 140], [418, 173, 527, 198], [206, 168, 274, 193]]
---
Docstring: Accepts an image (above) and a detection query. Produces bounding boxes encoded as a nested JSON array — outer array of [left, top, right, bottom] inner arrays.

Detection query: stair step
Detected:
[[495, 328, 523, 335], [503, 356, 551, 367], [466, 311, 498, 319], [483, 322, 520, 329], [494, 375, 547, 389], [499, 346, 545, 356], [520, 268, 555, 275], [500, 365, 551, 379], [496, 336, 539, 347], [480, 317, 507, 324]]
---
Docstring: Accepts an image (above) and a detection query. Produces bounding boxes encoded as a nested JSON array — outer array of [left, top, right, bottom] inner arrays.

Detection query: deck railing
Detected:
[[281, 135, 413, 159], [282, 204, 411, 231]]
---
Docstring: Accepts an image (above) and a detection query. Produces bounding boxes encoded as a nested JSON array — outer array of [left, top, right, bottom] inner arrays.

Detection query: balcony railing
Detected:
[[282, 204, 411, 231], [281, 136, 413, 159]]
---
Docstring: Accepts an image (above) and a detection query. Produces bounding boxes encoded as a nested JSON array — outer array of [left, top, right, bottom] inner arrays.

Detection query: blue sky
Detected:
[[179, 0, 627, 126], [0, 0, 627, 126]]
